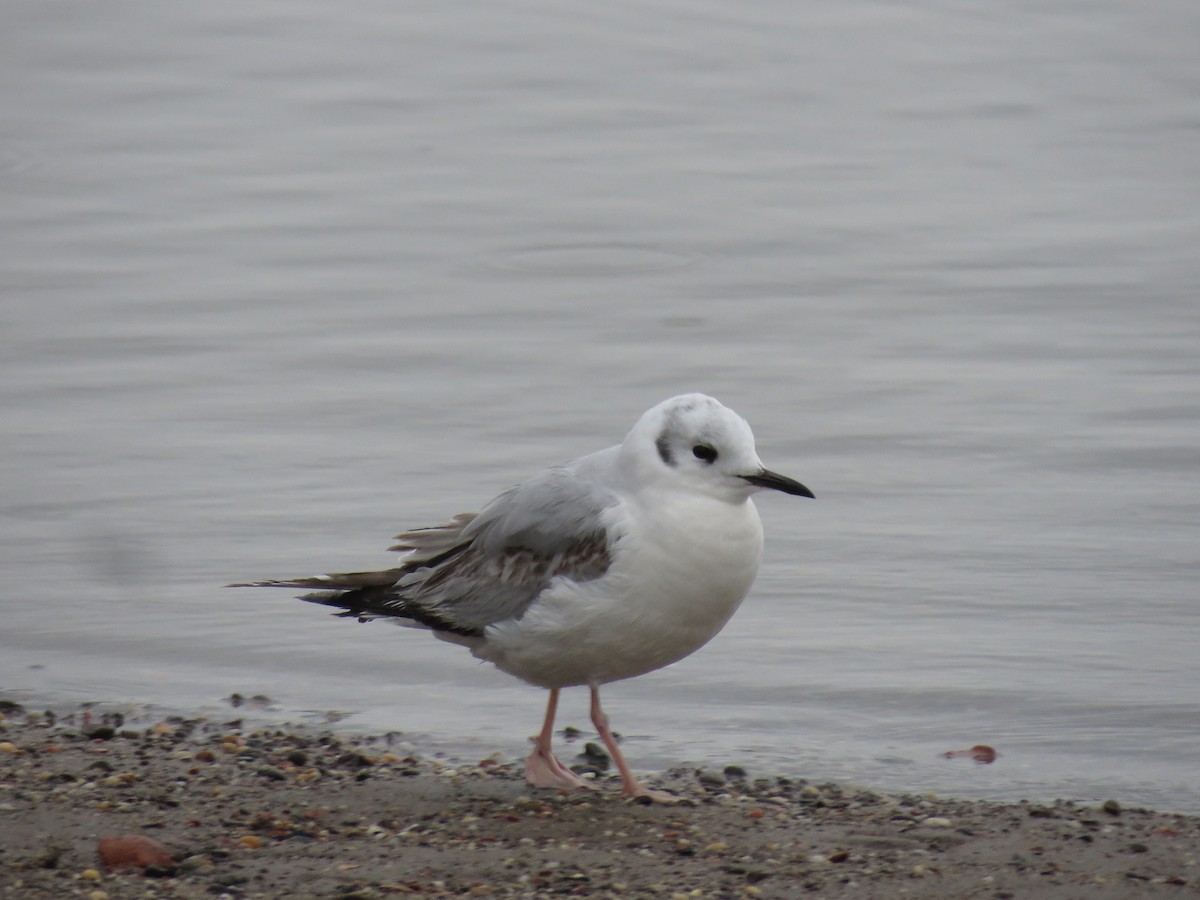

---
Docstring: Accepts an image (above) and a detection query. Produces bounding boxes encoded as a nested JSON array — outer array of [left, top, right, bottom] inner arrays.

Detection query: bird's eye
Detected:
[[692, 444, 718, 464]]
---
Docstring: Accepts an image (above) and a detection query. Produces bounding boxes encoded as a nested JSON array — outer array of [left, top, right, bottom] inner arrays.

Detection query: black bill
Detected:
[[740, 469, 815, 498]]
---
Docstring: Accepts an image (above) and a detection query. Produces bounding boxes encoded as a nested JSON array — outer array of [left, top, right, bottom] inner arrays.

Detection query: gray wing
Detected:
[[229, 457, 618, 636], [403, 462, 617, 630]]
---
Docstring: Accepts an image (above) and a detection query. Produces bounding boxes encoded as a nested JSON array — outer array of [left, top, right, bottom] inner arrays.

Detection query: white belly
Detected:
[[476, 492, 765, 689]]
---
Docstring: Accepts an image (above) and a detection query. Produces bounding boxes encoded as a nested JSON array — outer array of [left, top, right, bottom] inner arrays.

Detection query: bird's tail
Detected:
[[225, 569, 405, 591], [226, 568, 481, 638]]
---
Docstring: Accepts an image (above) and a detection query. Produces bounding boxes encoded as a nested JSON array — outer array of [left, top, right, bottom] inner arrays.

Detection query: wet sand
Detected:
[[2, 704, 1197, 898]]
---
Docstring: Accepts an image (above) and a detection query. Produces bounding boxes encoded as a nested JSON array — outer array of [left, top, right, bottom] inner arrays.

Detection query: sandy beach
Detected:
[[2, 703, 1197, 899]]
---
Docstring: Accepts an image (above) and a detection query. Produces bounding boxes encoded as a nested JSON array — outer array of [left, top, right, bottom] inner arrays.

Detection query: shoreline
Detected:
[[2, 703, 1197, 898]]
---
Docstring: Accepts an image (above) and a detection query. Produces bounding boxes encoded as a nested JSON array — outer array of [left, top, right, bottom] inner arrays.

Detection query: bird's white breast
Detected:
[[477, 489, 765, 689]]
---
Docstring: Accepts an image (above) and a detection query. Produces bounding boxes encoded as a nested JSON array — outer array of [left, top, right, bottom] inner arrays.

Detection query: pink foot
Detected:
[[524, 740, 598, 792], [586, 685, 684, 804]]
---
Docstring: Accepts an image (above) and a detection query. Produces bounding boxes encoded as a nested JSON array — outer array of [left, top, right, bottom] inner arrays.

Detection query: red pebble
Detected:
[[940, 744, 998, 764], [97, 835, 176, 872]]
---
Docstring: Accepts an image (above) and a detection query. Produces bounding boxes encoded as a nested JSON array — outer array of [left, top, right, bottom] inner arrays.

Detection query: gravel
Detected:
[[2, 704, 1198, 899]]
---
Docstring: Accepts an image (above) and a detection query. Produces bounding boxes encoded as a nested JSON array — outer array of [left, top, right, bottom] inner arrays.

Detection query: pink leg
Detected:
[[524, 688, 597, 791], [589, 684, 680, 804]]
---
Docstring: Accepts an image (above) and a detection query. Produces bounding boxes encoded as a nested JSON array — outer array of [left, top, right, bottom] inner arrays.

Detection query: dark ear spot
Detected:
[[655, 435, 674, 466]]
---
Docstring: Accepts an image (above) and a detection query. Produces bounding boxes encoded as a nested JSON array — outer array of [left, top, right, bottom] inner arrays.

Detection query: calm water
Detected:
[[2, 1, 1198, 812]]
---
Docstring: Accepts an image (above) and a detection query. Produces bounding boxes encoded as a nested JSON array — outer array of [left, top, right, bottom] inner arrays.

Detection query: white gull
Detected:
[[229, 393, 813, 803]]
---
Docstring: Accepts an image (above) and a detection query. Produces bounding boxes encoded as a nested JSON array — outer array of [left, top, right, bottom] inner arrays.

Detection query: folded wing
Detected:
[[228, 463, 617, 637]]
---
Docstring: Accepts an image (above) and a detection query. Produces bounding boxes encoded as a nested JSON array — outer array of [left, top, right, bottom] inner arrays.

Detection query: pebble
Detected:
[[582, 741, 609, 761], [179, 854, 214, 873], [922, 817, 953, 828], [96, 835, 176, 872]]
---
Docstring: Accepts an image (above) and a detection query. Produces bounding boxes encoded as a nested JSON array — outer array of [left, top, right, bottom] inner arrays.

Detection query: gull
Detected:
[[229, 394, 813, 802]]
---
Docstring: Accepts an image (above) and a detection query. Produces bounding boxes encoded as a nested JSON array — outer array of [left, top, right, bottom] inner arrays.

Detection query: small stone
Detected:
[[81, 868, 103, 881], [96, 836, 176, 873], [923, 817, 952, 828], [1102, 799, 1121, 816], [577, 742, 610, 772], [178, 854, 214, 873], [29, 845, 67, 869]]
